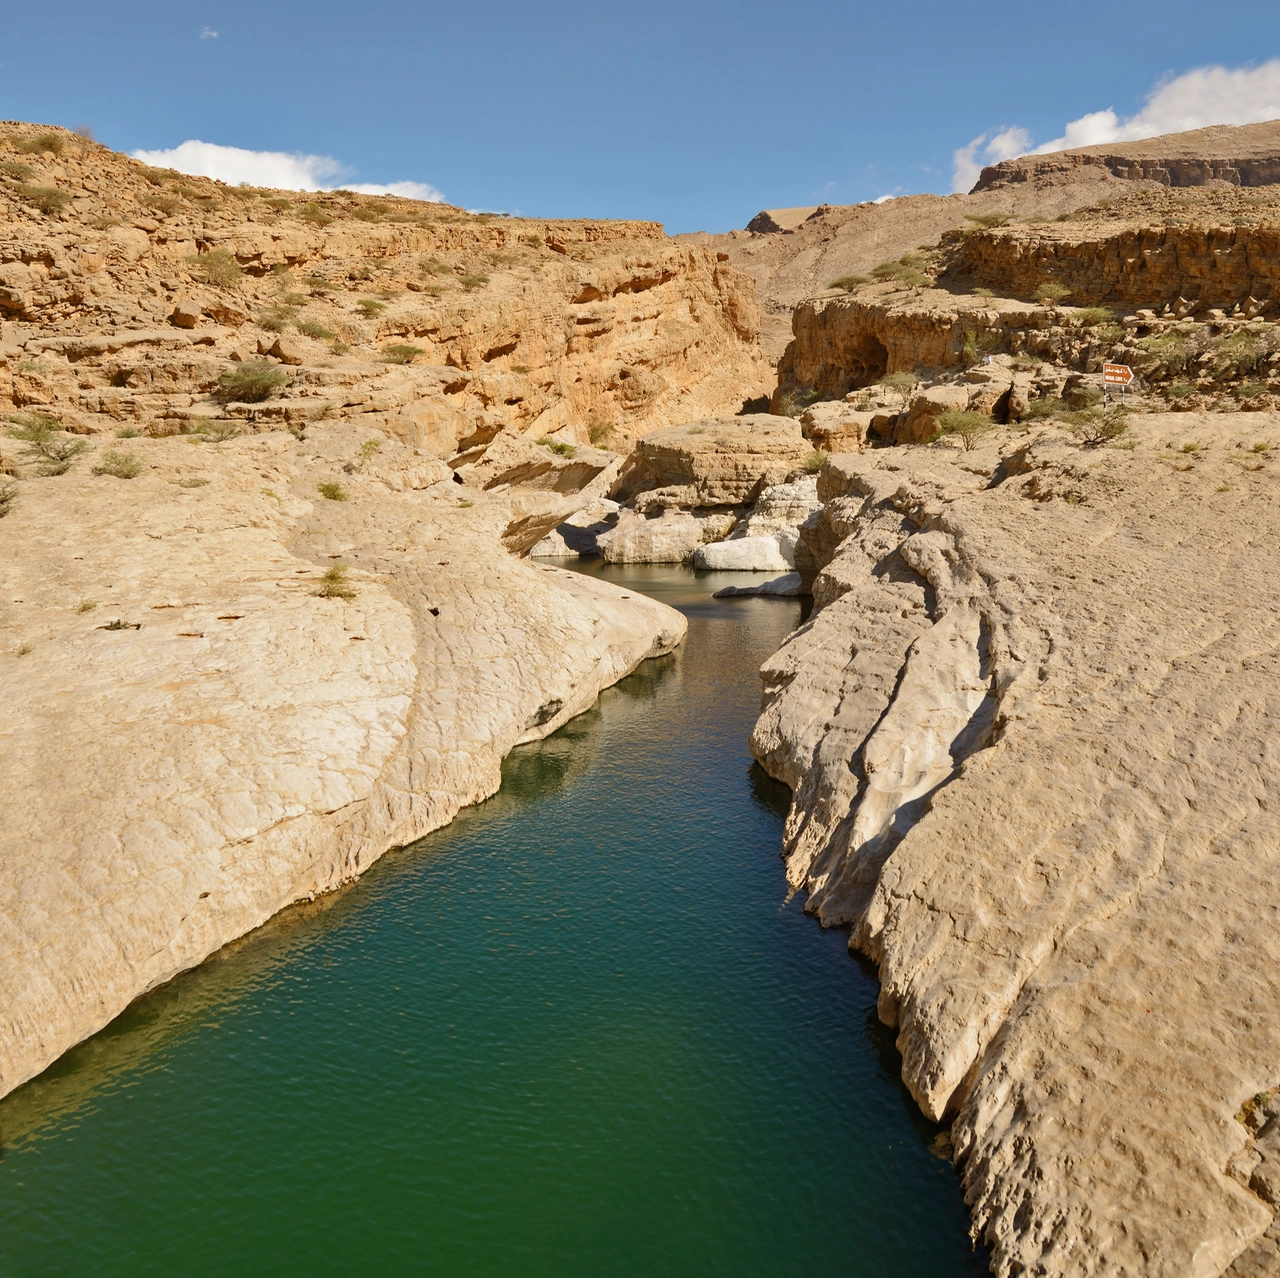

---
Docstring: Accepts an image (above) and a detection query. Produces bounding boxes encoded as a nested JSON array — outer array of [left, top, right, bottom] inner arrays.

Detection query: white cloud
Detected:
[[129, 139, 444, 202], [951, 61, 1280, 192], [951, 127, 1032, 192], [200, 27, 217, 39]]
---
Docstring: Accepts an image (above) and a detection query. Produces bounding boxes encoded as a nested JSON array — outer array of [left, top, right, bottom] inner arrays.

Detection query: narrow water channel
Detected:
[[0, 565, 985, 1276]]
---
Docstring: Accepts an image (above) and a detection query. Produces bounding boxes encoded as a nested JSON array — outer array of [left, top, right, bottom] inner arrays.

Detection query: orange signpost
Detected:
[[1102, 362, 1134, 409]]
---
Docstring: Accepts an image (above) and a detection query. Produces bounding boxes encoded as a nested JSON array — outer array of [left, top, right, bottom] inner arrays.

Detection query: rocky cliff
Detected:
[[751, 413, 1280, 1276], [973, 120, 1280, 193]]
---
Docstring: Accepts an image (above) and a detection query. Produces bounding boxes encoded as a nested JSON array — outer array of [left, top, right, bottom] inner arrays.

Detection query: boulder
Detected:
[[168, 297, 202, 329], [898, 384, 969, 444], [611, 414, 810, 510], [597, 508, 734, 564], [269, 336, 307, 366], [453, 431, 617, 494], [799, 402, 870, 453], [391, 398, 468, 457], [712, 571, 806, 598], [694, 530, 796, 571]]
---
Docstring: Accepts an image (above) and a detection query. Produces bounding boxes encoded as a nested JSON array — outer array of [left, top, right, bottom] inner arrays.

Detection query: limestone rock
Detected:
[[597, 507, 731, 564], [0, 423, 686, 1102], [168, 298, 202, 329], [610, 414, 810, 510], [269, 336, 307, 366], [713, 571, 806, 598], [799, 401, 868, 452], [693, 530, 796, 571], [748, 412, 1280, 1277]]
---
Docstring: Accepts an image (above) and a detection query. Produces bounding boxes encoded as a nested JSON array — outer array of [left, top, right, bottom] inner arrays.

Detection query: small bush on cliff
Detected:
[[962, 329, 1003, 365], [803, 449, 828, 473], [317, 481, 349, 501], [15, 132, 64, 156], [829, 275, 870, 290], [879, 371, 919, 410], [14, 184, 70, 216], [296, 319, 335, 340], [965, 213, 1010, 229], [1165, 383, 1197, 399], [186, 249, 243, 289], [356, 298, 385, 318], [381, 344, 424, 365], [141, 191, 180, 217], [1035, 281, 1071, 307], [219, 361, 288, 403], [299, 203, 333, 226], [1213, 331, 1265, 378], [587, 414, 614, 447], [1069, 408, 1129, 446], [0, 161, 34, 180], [1238, 382, 1271, 400], [314, 565, 356, 600], [538, 437, 576, 458], [460, 273, 490, 292], [1137, 331, 1193, 377], [7, 413, 91, 475], [1074, 307, 1115, 326], [1022, 397, 1066, 421], [0, 480, 17, 517], [934, 410, 993, 451], [93, 450, 144, 479]]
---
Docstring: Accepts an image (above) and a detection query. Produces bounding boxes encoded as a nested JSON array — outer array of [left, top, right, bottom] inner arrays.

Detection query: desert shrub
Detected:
[[460, 273, 490, 291], [1035, 281, 1071, 306], [13, 183, 70, 215], [77, 599, 96, 612], [0, 161, 34, 179], [317, 481, 349, 501], [185, 248, 243, 289], [87, 213, 118, 230], [93, 449, 143, 478], [1069, 408, 1129, 446], [1253, 441, 1271, 452], [349, 205, 381, 222], [299, 203, 333, 226], [1213, 331, 1265, 377], [1165, 382, 1197, 399], [34, 437, 91, 475], [258, 314, 287, 333], [1137, 331, 1193, 376], [15, 132, 64, 155], [1238, 382, 1270, 399], [304, 276, 338, 292], [970, 287, 995, 298], [1074, 307, 1114, 325], [358, 439, 382, 469], [458, 498, 475, 508], [356, 298, 385, 317], [803, 449, 828, 473], [218, 361, 288, 402], [418, 256, 448, 276], [587, 414, 614, 447], [199, 422, 240, 444], [1022, 397, 1066, 420], [0, 480, 17, 517], [296, 319, 335, 340], [962, 328, 1003, 364], [331, 341, 351, 355], [380, 344, 424, 364], [880, 370, 919, 408], [7, 413, 91, 474], [314, 564, 356, 599], [1182, 441, 1200, 453], [263, 197, 292, 211], [277, 290, 309, 306], [965, 213, 1010, 229], [137, 167, 170, 186], [829, 275, 870, 289], [141, 191, 180, 217], [116, 426, 141, 438], [1012, 352, 1041, 371], [934, 410, 993, 450], [537, 436, 576, 458]]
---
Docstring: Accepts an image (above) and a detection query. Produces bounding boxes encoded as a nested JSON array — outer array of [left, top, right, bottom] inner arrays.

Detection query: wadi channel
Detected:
[[8, 118, 1280, 1276]]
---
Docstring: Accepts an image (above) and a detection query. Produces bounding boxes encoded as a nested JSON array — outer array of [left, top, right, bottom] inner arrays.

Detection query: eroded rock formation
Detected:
[[751, 414, 1280, 1276]]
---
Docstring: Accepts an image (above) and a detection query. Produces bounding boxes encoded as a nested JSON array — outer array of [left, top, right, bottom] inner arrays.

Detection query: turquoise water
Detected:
[[0, 565, 985, 1276]]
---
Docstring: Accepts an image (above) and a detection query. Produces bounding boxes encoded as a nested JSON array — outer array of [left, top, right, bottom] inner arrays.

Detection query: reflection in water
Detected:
[[0, 564, 986, 1278]]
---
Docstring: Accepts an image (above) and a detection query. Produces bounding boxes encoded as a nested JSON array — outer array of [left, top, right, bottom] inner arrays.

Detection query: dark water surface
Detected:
[[0, 565, 984, 1276]]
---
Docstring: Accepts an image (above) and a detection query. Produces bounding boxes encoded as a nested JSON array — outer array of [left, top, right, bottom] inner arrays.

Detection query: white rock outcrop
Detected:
[[748, 414, 1280, 1278], [0, 424, 685, 1100]]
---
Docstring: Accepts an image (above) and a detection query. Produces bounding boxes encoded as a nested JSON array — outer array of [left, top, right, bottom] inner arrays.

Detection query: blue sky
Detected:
[[3, 0, 1280, 232]]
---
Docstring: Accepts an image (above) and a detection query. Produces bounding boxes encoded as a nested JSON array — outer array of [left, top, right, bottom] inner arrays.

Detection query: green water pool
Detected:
[[0, 565, 986, 1275]]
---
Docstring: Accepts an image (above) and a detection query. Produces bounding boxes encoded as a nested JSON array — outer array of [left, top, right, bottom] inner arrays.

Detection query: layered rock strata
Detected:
[[750, 414, 1280, 1276]]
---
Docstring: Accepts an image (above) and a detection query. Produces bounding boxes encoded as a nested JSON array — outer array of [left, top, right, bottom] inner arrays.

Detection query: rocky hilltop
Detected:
[[973, 120, 1280, 192]]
